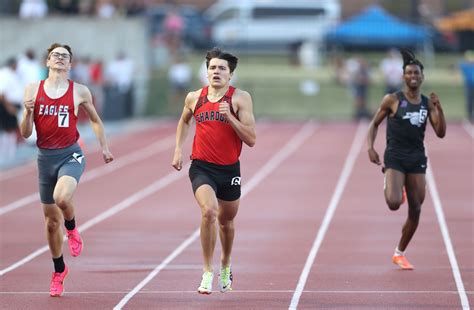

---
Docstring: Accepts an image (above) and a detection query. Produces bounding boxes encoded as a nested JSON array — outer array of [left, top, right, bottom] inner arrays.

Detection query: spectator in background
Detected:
[[89, 59, 105, 115], [50, 0, 79, 14], [17, 48, 43, 145], [163, 4, 184, 52], [0, 58, 24, 163], [17, 48, 43, 86], [104, 51, 134, 118], [125, 0, 147, 16], [96, 0, 116, 18], [19, 0, 48, 19], [380, 49, 403, 94], [168, 53, 192, 109], [459, 50, 474, 122], [346, 57, 371, 120]]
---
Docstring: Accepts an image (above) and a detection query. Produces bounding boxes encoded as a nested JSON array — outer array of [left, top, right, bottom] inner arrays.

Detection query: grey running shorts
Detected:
[[37, 143, 86, 204]]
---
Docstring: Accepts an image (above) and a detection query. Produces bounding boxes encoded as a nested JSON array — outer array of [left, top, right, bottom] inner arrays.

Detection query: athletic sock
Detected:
[[394, 247, 404, 257], [53, 255, 65, 273], [64, 217, 76, 231]]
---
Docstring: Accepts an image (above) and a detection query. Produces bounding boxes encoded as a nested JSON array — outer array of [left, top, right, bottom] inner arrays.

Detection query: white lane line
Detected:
[[462, 120, 473, 138], [0, 163, 188, 276], [113, 122, 318, 310], [2, 290, 472, 295], [0, 135, 175, 216], [288, 121, 367, 310], [426, 160, 471, 310]]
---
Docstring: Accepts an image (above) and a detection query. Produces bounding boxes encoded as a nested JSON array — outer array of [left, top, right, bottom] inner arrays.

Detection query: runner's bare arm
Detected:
[[77, 83, 113, 163], [367, 93, 396, 165], [20, 82, 39, 139], [221, 89, 256, 147], [172, 91, 197, 171]]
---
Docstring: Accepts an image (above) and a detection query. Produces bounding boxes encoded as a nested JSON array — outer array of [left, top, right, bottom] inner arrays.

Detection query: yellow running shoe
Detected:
[[198, 271, 213, 294], [218, 265, 233, 293]]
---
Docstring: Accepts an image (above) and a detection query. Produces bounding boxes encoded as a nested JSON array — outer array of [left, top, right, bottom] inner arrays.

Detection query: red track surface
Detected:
[[0, 121, 472, 309]]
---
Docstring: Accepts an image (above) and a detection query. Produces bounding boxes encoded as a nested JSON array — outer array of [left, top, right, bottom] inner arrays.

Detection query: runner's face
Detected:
[[207, 58, 232, 88], [403, 64, 423, 89], [47, 47, 72, 71]]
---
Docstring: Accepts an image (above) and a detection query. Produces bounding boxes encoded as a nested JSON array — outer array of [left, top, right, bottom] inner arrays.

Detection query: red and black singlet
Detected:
[[191, 86, 242, 165]]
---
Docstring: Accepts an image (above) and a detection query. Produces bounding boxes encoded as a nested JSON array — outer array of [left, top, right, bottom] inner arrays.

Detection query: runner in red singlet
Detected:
[[172, 47, 256, 294], [19, 43, 113, 297]]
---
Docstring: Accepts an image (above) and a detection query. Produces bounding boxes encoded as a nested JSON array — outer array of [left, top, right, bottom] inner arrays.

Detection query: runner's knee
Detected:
[[386, 197, 402, 211], [45, 216, 62, 234], [53, 192, 72, 208], [201, 206, 217, 223]]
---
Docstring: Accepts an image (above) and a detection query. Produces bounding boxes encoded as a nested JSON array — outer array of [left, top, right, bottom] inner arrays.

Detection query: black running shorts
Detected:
[[189, 159, 241, 201], [384, 150, 427, 174]]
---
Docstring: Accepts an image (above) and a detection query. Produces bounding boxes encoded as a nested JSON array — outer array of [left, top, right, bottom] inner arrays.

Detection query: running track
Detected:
[[0, 120, 472, 309]]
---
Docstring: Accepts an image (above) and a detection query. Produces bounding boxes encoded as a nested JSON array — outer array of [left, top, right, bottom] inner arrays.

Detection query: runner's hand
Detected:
[[429, 92, 441, 109], [103, 150, 114, 163], [23, 99, 35, 114], [368, 148, 381, 165], [172, 151, 183, 171]]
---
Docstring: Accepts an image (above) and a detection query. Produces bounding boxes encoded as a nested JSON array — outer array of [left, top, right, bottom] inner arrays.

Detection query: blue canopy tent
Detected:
[[325, 5, 431, 49]]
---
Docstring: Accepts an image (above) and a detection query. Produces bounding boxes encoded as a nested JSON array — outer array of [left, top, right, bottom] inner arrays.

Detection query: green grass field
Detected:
[[146, 52, 467, 121]]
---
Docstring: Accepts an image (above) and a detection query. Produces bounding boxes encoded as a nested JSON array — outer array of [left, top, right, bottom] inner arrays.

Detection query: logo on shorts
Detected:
[[71, 152, 84, 164], [231, 177, 241, 186]]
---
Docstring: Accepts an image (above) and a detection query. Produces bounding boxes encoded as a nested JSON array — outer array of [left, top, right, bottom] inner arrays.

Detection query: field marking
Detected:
[[426, 158, 471, 310], [113, 122, 318, 310], [0, 135, 175, 216], [2, 289, 472, 295], [0, 161, 188, 276], [289, 121, 367, 310]]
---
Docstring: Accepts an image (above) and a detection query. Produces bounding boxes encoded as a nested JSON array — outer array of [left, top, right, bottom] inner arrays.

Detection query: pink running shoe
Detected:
[[66, 228, 83, 257], [50, 265, 69, 297]]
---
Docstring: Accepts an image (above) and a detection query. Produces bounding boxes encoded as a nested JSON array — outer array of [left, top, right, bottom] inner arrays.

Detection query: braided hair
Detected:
[[400, 49, 423, 72]]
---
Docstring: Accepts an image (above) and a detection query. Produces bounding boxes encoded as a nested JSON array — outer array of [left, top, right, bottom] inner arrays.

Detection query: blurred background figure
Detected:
[[95, 0, 116, 18], [163, 3, 184, 52], [19, 0, 48, 19], [0, 58, 23, 164], [379, 49, 403, 94], [346, 56, 372, 120], [17, 48, 43, 86], [104, 51, 134, 120], [50, 0, 79, 15], [167, 53, 192, 109], [459, 50, 474, 122], [17, 48, 43, 145]]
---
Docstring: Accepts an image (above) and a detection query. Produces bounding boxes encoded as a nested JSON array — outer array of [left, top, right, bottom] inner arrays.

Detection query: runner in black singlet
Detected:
[[367, 49, 446, 270]]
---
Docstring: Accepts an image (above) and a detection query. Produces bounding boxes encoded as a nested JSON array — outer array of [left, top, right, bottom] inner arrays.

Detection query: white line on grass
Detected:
[[288, 121, 367, 310], [426, 160, 470, 310], [113, 121, 318, 310]]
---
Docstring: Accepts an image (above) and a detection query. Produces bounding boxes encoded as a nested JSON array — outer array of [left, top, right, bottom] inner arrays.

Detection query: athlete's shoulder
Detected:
[[233, 88, 252, 103], [186, 88, 202, 101], [25, 81, 41, 99]]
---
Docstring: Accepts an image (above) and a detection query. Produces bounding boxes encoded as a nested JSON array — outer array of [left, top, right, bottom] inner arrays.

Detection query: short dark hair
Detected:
[[400, 48, 423, 72], [47, 43, 73, 62], [205, 47, 238, 73]]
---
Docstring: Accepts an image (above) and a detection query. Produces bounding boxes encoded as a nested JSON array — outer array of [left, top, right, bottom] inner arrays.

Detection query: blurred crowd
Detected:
[[13, 0, 150, 19]]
